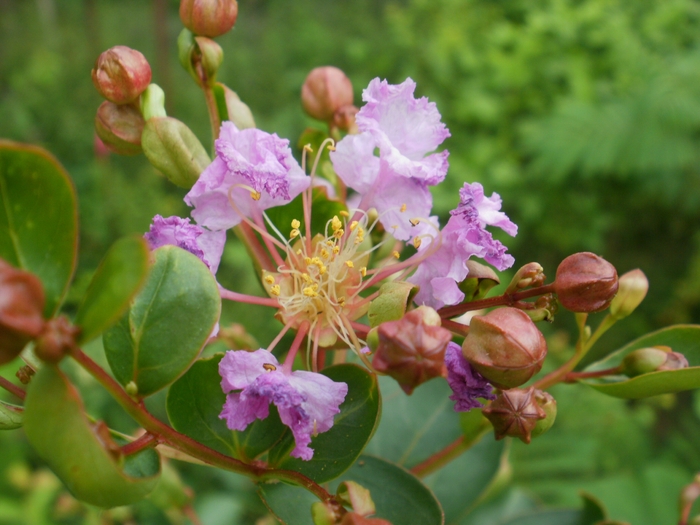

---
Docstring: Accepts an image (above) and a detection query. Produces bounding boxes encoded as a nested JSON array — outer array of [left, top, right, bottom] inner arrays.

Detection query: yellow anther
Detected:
[[326, 144, 336, 152], [391, 224, 398, 230], [350, 221, 359, 231], [291, 219, 301, 229], [339, 210, 350, 217], [302, 273, 312, 283], [310, 257, 323, 266], [270, 285, 281, 296], [332, 246, 340, 255], [305, 257, 312, 265], [303, 144, 314, 153], [346, 260, 354, 268], [290, 229, 300, 239], [326, 240, 335, 246], [393, 251, 401, 259], [263, 363, 277, 372], [333, 228, 344, 239], [409, 218, 421, 227], [303, 286, 318, 297], [250, 191, 262, 201], [320, 249, 330, 259], [338, 296, 346, 306], [331, 215, 343, 232], [360, 267, 367, 277], [413, 237, 422, 249], [264, 275, 275, 285], [296, 249, 302, 255], [400, 203, 407, 213]]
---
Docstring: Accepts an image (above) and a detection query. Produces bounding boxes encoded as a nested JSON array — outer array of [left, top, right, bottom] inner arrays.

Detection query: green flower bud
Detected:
[[337, 481, 376, 518], [482, 387, 547, 444], [461, 307, 547, 389], [179, 0, 238, 38], [218, 84, 256, 129], [91, 46, 152, 105], [554, 252, 619, 313], [312, 502, 339, 525], [302, 67, 354, 122], [621, 346, 689, 377], [94, 101, 145, 156], [504, 262, 545, 295], [458, 260, 500, 302], [140, 84, 167, 121], [609, 269, 648, 320], [141, 117, 211, 189], [531, 390, 557, 439]]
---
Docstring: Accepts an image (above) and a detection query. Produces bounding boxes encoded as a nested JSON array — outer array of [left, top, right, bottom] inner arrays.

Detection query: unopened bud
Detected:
[[523, 294, 558, 323], [218, 84, 256, 129], [91, 46, 152, 105], [333, 105, 359, 133], [531, 390, 557, 438], [461, 307, 547, 389], [302, 67, 354, 122], [141, 117, 211, 188], [482, 387, 547, 444], [337, 482, 375, 518], [372, 306, 452, 394], [312, 502, 340, 525], [0, 260, 46, 365], [609, 269, 648, 320], [505, 262, 545, 294], [458, 260, 500, 302], [34, 316, 79, 364], [621, 346, 689, 377], [94, 101, 145, 156], [180, 0, 238, 38], [15, 365, 35, 385], [140, 84, 167, 121], [554, 252, 618, 313]]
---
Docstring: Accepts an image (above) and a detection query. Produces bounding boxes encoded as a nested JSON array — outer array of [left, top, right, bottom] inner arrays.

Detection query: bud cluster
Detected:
[[302, 67, 358, 132]]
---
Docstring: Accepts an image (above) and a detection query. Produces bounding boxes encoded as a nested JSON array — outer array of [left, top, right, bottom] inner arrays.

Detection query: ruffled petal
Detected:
[[219, 349, 280, 392], [444, 342, 495, 412]]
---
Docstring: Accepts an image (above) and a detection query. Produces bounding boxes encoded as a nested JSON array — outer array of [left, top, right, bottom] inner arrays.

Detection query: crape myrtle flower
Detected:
[[444, 342, 495, 412], [219, 349, 348, 460], [185, 122, 310, 231], [410, 182, 517, 309], [330, 78, 449, 241], [145, 214, 226, 274]]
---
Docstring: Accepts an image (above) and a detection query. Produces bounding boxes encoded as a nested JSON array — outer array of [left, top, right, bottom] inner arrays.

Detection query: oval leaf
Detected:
[[23, 365, 160, 508], [0, 400, 22, 430], [74, 236, 150, 344], [268, 364, 380, 483], [582, 325, 700, 398], [259, 455, 444, 525], [167, 353, 286, 459], [0, 141, 78, 316], [103, 245, 221, 397], [500, 509, 590, 525]]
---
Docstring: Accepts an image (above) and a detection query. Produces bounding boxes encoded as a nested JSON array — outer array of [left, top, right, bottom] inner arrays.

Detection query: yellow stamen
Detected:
[[360, 267, 367, 277], [290, 229, 300, 238], [339, 210, 350, 217], [270, 285, 281, 296], [264, 275, 275, 285], [410, 218, 420, 226], [393, 251, 401, 259], [413, 237, 422, 249], [250, 191, 261, 201], [346, 260, 354, 268], [303, 144, 314, 153], [303, 286, 318, 297], [400, 203, 407, 213], [332, 246, 340, 255], [263, 363, 277, 371], [331, 216, 343, 232], [350, 221, 359, 231], [291, 219, 301, 229]]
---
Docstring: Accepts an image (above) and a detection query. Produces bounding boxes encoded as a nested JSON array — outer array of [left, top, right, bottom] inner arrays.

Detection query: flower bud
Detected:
[[218, 84, 256, 129], [179, 0, 238, 38], [461, 307, 547, 389], [16, 365, 35, 385], [332, 105, 359, 133], [91, 46, 152, 105], [621, 346, 689, 377], [523, 294, 558, 323], [34, 316, 79, 363], [505, 262, 545, 294], [609, 269, 648, 320], [554, 252, 618, 313], [458, 260, 500, 302], [140, 84, 167, 121], [302, 67, 354, 122], [531, 390, 557, 439], [0, 260, 46, 365], [337, 481, 376, 518], [482, 387, 547, 444], [141, 117, 211, 189], [94, 101, 145, 156], [372, 306, 452, 394]]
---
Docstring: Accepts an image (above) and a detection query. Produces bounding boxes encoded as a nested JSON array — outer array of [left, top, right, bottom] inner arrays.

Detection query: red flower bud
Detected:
[[179, 0, 239, 38], [554, 252, 618, 313], [94, 101, 145, 156], [0, 260, 45, 365], [482, 387, 548, 444], [372, 307, 452, 394], [91, 46, 152, 105], [34, 316, 79, 364], [461, 307, 547, 389], [302, 67, 354, 122]]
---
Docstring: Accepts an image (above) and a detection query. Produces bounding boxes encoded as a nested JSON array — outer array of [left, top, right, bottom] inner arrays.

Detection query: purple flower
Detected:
[[410, 182, 517, 309], [330, 78, 449, 241], [185, 122, 310, 231], [219, 349, 348, 461], [145, 214, 225, 274], [444, 342, 495, 412]]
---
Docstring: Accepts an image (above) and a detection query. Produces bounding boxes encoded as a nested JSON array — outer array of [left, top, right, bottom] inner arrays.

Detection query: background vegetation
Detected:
[[1, 0, 700, 523]]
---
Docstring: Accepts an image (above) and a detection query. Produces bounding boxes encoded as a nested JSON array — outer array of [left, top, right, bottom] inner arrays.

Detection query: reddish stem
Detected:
[[349, 321, 370, 337], [121, 432, 160, 456], [0, 376, 25, 401], [438, 283, 556, 319], [411, 436, 466, 478], [441, 318, 469, 337], [563, 365, 623, 382]]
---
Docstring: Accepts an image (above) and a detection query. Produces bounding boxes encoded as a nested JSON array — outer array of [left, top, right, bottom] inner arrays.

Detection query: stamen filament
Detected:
[[219, 287, 280, 308], [283, 322, 310, 374]]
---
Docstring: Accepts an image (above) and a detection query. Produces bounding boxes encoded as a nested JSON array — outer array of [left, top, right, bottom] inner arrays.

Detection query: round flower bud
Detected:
[[34, 316, 79, 363], [302, 67, 354, 122], [94, 101, 145, 156], [0, 260, 46, 365], [372, 306, 452, 394], [531, 390, 557, 439], [179, 0, 238, 38], [91, 46, 152, 104], [554, 252, 619, 313], [461, 307, 547, 389], [609, 269, 648, 320], [621, 346, 689, 377], [482, 386, 547, 444]]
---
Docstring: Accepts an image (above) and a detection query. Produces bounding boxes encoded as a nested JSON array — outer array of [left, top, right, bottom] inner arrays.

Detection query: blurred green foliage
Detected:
[[2, 0, 700, 523]]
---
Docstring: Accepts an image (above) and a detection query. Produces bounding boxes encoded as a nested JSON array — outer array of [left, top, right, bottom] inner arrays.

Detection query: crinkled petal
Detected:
[[330, 132, 379, 194], [220, 391, 270, 431], [219, 349, 280, 392], [444, 342, 495, 412], [456, 183, 517, 236]]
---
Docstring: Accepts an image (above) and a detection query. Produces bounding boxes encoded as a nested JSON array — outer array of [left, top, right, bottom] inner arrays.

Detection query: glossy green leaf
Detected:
[[268, 364, 380, 483], [500, 494, 606, 525], [0, 141, 78, 316], [23, 365, 160, 508], [582, 325, 700, 398], [266, 186, 347, 238], [0, 400, 22, 429], [74, 236, 150, 344], [167, 353, 286, 459], [103, 245, 221, 397], [260, 455, 444, 525]]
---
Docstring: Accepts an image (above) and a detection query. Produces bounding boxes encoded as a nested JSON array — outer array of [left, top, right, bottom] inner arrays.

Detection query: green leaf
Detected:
[[268, 364, 381, 483], [74, 236, 150, 344], [0, 400, 22, 429], [500, 510, 590, 525], [103, 245, 221, 397], [265, 186, 347, 239], [23, 365, 160, 508], [167, 353, 286, 459], [367, 281, 419, 328], [0, 141, 78, 316], [259, 455, 444, 525], [582, 325, 700, 398]]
